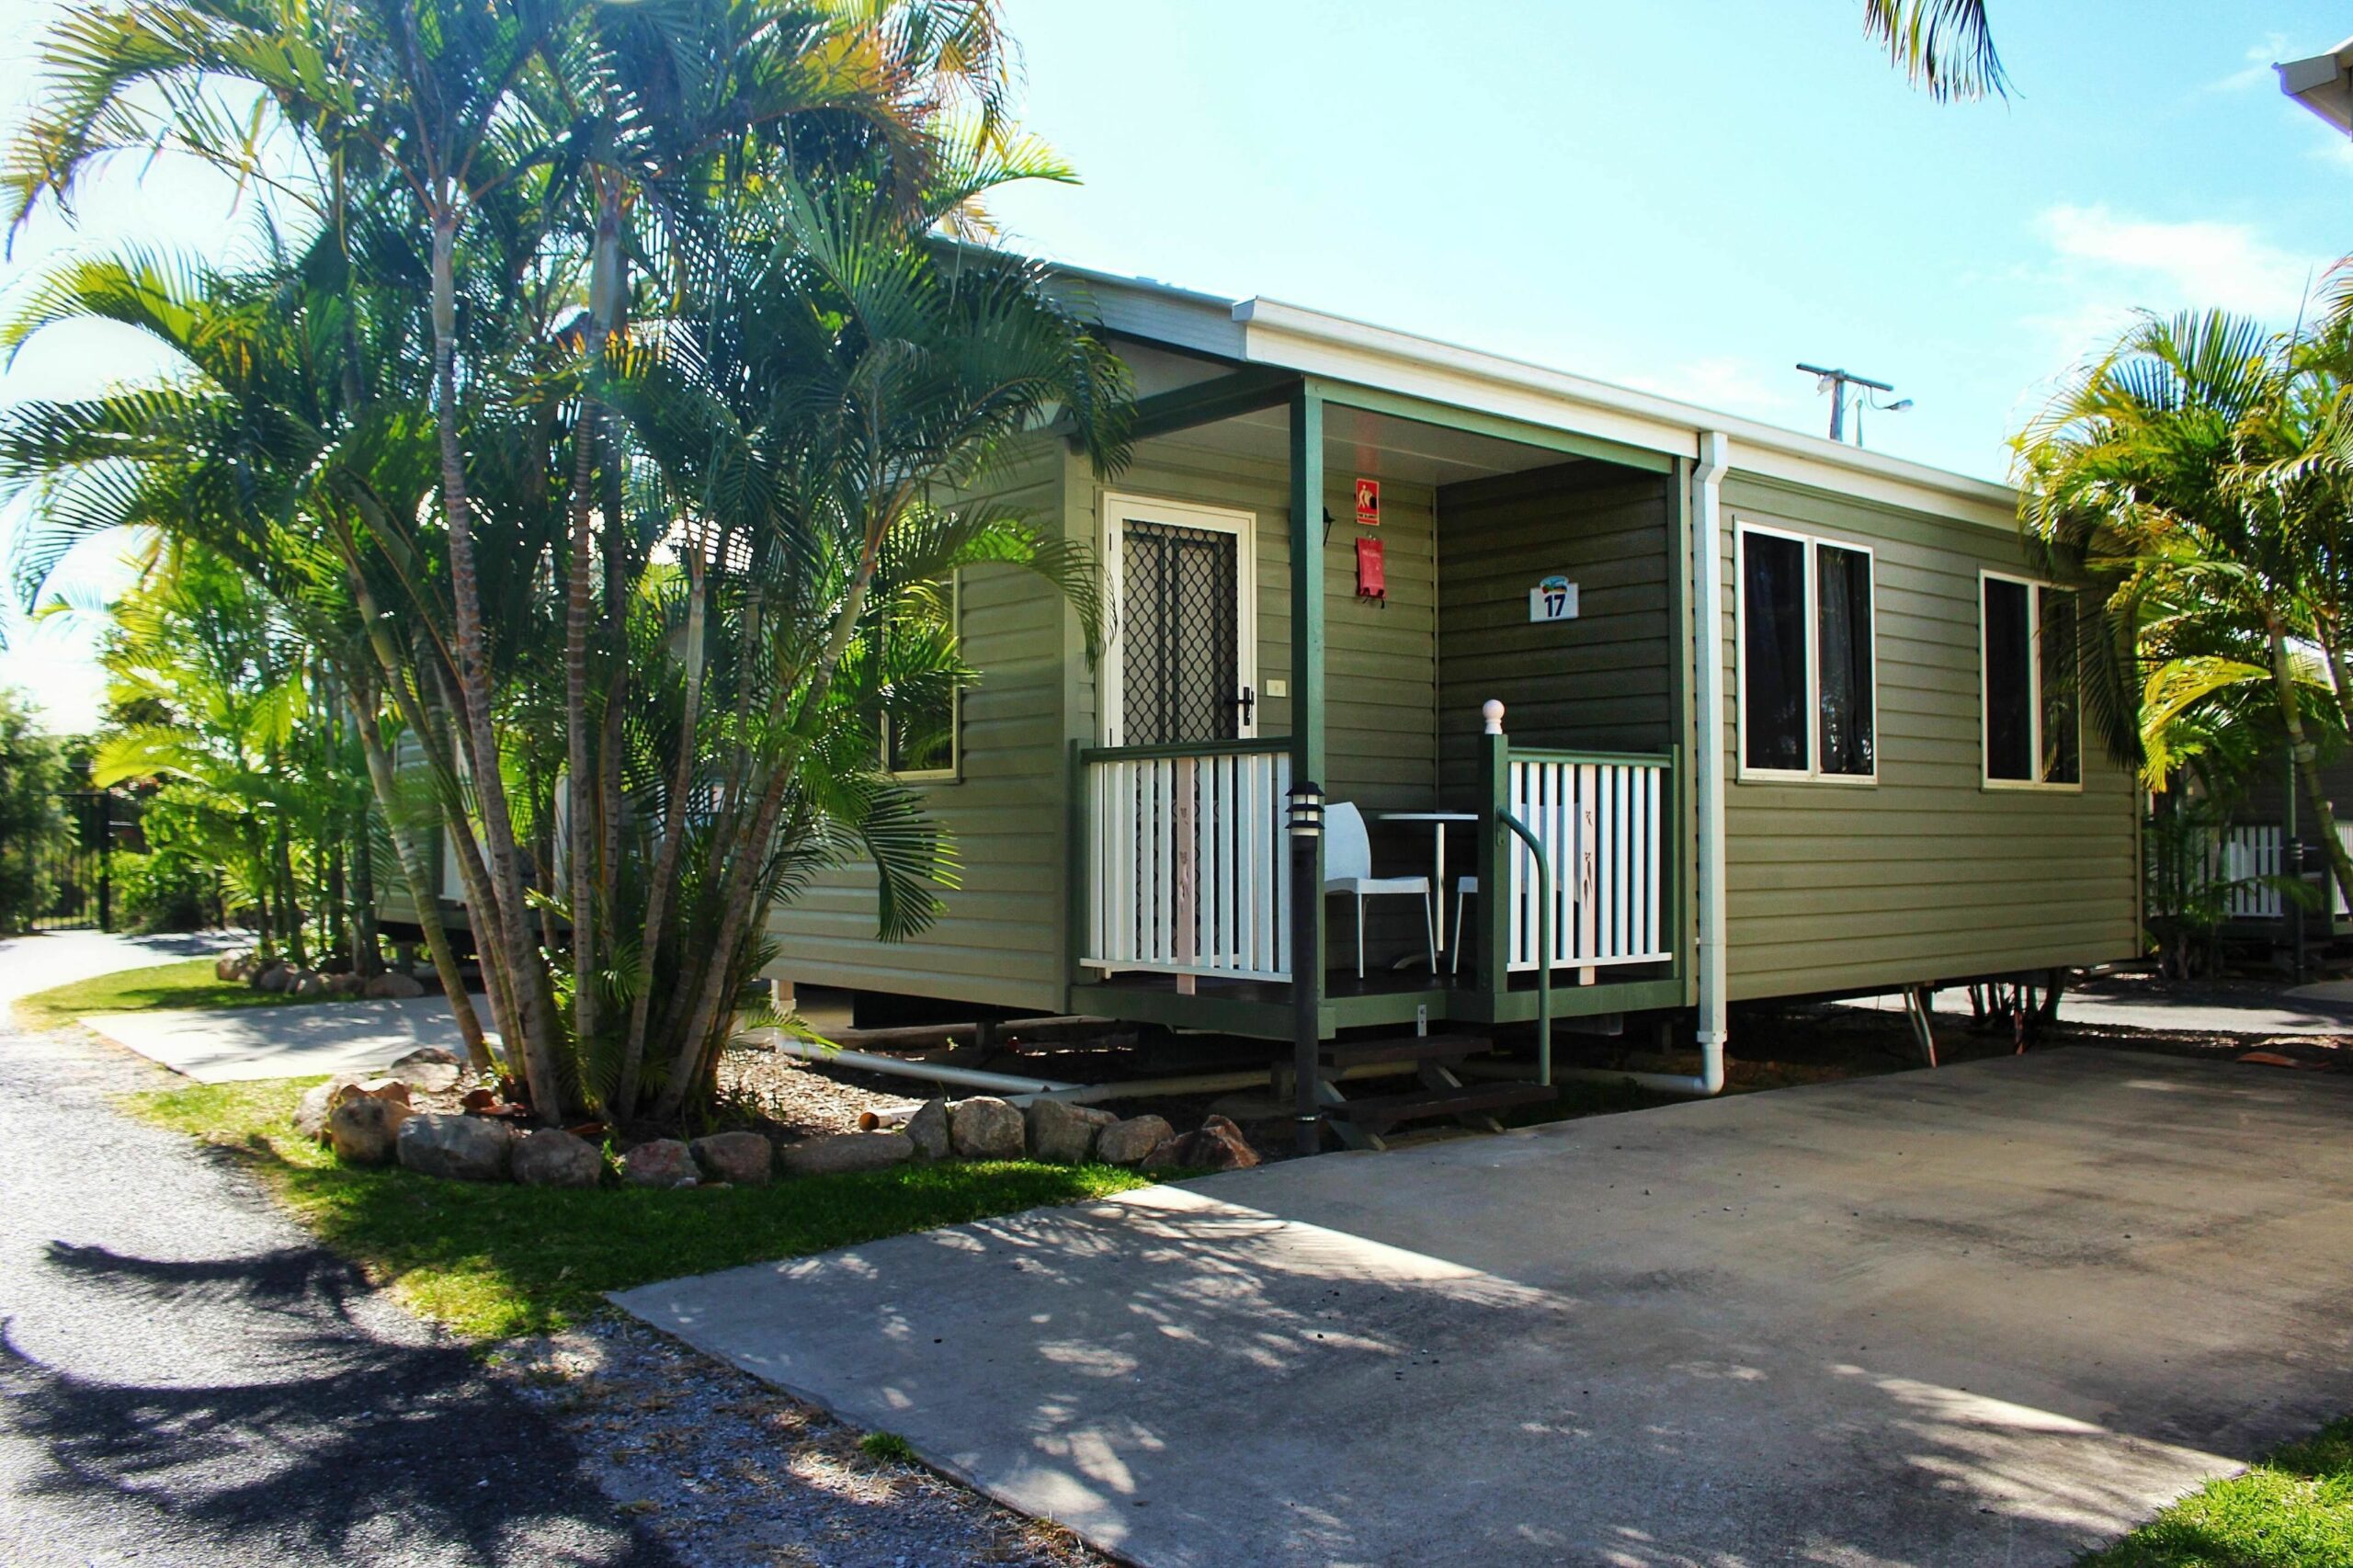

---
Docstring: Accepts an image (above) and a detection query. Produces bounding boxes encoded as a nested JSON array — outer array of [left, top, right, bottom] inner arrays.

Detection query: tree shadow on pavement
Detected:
[[1, 1239, 676, 1567]]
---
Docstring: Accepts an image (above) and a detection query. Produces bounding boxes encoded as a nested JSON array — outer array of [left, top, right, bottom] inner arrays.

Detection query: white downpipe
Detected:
[[1558, 430, 1730, 1097]]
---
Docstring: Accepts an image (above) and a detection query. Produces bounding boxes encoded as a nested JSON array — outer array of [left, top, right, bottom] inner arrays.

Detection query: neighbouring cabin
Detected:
[[771, 272, 2143, 1051]]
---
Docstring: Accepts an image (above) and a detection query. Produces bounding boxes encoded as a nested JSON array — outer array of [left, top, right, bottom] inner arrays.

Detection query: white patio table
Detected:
[[1375, 810, 1480, 966]]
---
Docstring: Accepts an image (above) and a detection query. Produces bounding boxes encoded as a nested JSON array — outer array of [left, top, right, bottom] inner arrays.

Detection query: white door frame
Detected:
[[1098, 491, 1258, 746]]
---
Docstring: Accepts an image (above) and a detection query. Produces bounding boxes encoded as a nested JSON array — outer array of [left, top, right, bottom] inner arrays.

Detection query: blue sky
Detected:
[[3, 0, 2349, 729]]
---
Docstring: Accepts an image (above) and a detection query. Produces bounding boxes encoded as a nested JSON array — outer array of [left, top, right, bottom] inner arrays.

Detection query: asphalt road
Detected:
[[0, 936, 676, 1567]]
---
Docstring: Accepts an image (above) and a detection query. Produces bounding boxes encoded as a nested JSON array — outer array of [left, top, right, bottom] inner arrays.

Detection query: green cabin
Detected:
[[755, 267, 2141, 1086]]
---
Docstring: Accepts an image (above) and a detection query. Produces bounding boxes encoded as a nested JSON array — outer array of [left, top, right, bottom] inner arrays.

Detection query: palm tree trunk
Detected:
[[355, 698, 491, 1072], [2268, 626, 2353, 900], [430, 202, 565, 1120], [562, 402, 599, 1060], [651, 550, 883, 1121], [616, 548, 706, 1118]]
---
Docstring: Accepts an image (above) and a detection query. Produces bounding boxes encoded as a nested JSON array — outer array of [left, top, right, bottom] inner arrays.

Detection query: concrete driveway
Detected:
[[616, 1050, 2353, 1566]]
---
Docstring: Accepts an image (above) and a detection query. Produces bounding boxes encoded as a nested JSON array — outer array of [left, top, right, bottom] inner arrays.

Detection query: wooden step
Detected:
[[1324, 1080, 1555, 1133], [1319, 1032, 1493, 1070]]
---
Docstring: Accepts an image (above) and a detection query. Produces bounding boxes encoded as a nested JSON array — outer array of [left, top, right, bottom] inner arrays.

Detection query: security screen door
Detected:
[[1111, 501, 1255, 745]]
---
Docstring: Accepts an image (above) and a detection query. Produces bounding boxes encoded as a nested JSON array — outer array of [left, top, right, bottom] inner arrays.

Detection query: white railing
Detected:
[[2222, 826, 2284, 919], [1504, 751, 1671, 972], [1080, 743, 1293, 981]]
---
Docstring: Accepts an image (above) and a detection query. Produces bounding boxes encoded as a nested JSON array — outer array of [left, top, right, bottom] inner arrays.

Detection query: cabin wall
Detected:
[[1106, 433, 1441, 816], [1434, 462, 1677, 798], [1715, 472, 2141, 1000], [762, 443, 1074, 1014]]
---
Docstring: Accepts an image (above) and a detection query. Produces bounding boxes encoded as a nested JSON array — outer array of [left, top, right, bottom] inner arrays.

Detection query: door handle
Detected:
[[1231, 686, 1256, 725]]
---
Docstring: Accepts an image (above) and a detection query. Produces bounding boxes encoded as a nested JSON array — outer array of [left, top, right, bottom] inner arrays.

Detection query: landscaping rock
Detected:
[[690, 1131, 774, 1186], [1025, 1098, 1116, 1164], [364, 970, 426, 1000], [904, 1096, 950, 1161], [1096, 1114, 1175, 1167], [293, 1076, 365, 1141], [385, 1046, 461, 1093], [327, 971, 367, 998], [512, 1128, 604, 1187], [779, 1131, 914, 1176], [253, 961, 291, 993], [949, 1096, 1025, 1160], [1142, 1114, 1261, 1173], [397, 1113, 514, 1182], [292, 971, 329, 999], [214, 952, 244, 983], [328, 1093, 407, 1165], [620, 1138, 696, 1188], [352, 1077, 414, 1108]]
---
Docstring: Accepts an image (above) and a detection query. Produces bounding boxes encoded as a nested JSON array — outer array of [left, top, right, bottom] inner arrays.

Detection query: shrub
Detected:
[[0, 689, 69, 932]]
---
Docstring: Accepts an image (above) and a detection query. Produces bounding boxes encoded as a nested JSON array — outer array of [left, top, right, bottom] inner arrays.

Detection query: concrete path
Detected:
[[618, 1051, 2353, 1567], [79, 994, 472, 1083], [0, 931, 674, 1567]]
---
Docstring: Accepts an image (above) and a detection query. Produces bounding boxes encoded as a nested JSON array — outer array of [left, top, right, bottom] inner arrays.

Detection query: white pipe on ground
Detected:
[[1558, 430, 1730, 1098], [767, 1037, 1080, 1096]]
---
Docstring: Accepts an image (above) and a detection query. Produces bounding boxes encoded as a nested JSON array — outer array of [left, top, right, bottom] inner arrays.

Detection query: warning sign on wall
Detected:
[[1354, 477, 1381, 527]]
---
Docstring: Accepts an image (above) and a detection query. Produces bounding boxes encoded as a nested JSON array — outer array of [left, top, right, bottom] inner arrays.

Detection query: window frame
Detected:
[[1733, 518, 1881, 787], [880, 569, 962, 783], [1978, 568, 2083, 794]]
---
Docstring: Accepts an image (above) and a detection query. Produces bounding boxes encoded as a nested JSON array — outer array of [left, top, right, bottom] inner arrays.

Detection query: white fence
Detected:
[[1504, 753, 1671, 972], [1081, 744, 1293, 981]]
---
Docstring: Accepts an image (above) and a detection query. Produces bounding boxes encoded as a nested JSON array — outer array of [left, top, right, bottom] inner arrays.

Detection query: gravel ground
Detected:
[[495, 1321, 1109, 1568], [0, 1016, 673, 1567], [0, 934, 1121, 1567]]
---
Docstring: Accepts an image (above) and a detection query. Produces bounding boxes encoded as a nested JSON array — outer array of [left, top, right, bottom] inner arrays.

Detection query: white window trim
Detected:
[[1733, 518, 1881, 786], [1979, 568, 2084, 794], [882, 570, 962, 783], [1097, 491, 1259, 747]]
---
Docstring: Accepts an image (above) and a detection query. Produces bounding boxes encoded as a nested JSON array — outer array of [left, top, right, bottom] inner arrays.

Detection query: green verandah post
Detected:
[[1289, 384, 1325, 1156]]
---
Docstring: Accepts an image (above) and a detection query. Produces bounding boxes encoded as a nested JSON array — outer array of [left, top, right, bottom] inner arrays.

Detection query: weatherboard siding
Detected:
[[761, 445, 1073, 1013], [1715, 472, 2140, 1000], [1435, 462, 1676, 797]]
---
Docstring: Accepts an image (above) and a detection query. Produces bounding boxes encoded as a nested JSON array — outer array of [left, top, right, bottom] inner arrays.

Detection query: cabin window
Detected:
[[876, 573, 961, 780], [1736, 523, 1876, 781], [1981, 573, 2079, 788]]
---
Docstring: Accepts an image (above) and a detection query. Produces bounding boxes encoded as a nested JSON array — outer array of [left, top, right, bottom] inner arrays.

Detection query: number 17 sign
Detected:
[[1529, 574, 1578, 623]]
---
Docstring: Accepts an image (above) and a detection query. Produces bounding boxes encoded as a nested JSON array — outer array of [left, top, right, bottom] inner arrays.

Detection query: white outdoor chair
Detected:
[[1323, 801, 1437, 979], [1451, 876, 1479, 975]]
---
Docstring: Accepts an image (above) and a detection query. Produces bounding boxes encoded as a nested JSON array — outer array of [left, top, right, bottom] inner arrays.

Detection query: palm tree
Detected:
[[1861, 1, 2004, 101], [600, 165, 1130, 1119], [2015, 309, 2353, 897]]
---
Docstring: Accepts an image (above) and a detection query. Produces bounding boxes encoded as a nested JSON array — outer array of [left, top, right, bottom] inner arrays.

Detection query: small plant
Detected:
[[858, 1430, 916, 1465]]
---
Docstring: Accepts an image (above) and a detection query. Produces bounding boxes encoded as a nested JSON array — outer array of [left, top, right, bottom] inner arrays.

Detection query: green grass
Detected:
[[13, 957, 307, 1031], [121, 1075, 1164, 1340], [2085, 1418, 2353, 1566]]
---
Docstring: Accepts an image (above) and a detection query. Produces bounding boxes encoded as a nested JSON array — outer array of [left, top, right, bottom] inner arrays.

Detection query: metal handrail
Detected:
[[1496, 809, 1552, 1087]]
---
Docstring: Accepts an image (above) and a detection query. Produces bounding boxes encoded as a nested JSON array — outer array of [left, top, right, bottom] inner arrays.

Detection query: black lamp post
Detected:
[[1287, 780, 1324, 1156]]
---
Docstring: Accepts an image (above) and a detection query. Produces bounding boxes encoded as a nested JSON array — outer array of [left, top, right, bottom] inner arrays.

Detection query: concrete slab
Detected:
[[77, 995, 472, 1083], [1843, 982, 2353, 1037], [615, 1051, 2353, 1567]]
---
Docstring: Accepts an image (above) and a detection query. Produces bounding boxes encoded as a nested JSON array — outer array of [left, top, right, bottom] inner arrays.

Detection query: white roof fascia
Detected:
[[1231, 296, 2018, 529], [2279, 36, 2353, 132]]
